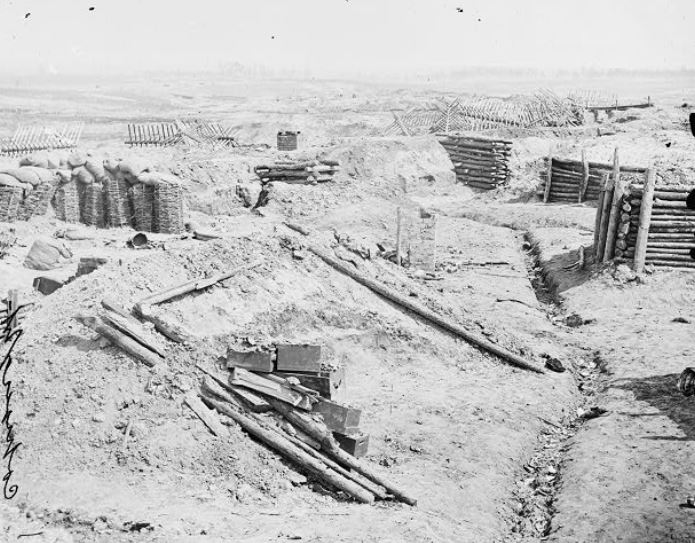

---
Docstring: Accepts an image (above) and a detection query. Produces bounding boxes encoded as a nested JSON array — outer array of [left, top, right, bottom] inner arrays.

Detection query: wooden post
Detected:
[[396, 207, 402, 266], [579, 149, 589, 203], [597, 173, 614, 260], [633, 167, 657, 273], [543, 149, 553, 203], [603, 148, 622, 261], [594, 173, 609, 258], [7, 289, 18, 332]]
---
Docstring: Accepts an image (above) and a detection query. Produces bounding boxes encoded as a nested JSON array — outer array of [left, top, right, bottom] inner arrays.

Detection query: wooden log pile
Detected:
[[254, 160, 340, 185], [615, 180, 695, 270], [438, 135, 512, 190], [540, 152, 647, 203]]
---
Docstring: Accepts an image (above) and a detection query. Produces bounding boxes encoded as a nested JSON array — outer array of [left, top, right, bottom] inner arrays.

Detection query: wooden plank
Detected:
[[100, 309, 167, 359], [184, 391, 226, 436], [230, 368, 315, 410]]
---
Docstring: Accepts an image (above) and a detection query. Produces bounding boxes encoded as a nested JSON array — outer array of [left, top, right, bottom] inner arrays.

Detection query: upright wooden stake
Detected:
[[603, 148, 622, 261], [7, 289, 19, 332], [396, 207, 402, 266], [593, 173, 609, 259], [633, 167, 657, 273], [579, 149, 590, 203], [597, 173, 615, 260], [543, 149, 553, 203]]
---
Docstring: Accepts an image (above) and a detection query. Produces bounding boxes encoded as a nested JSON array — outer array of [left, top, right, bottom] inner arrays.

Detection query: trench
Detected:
[[501, 228, 604, 540]]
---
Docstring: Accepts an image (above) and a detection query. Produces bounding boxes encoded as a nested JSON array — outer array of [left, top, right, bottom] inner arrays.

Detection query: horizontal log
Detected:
[[650, 209, 695, 217], [644, 260, 695, 269], [551, 158, 646, 174], [75, 315, 159, 367], [626, 233, 695, 240], [643, 242, 695, 249], [624, 250, 695, 260], [629, 198, 687, 209], [631, 184, 695, 193], [133, 303, 196, 343]]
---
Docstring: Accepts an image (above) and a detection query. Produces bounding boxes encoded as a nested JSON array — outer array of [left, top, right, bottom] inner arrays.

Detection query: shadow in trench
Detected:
[[613, 373, 695, 441]]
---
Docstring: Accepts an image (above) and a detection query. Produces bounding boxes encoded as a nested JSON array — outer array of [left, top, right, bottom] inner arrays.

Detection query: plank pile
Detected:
[[254, 160, 341, 185], [222, 343, 368, 457], [193, 349, 415, 505], [540, 155, 647, 203], [616, 182, 695, 270], [439, 135, 512, 190]]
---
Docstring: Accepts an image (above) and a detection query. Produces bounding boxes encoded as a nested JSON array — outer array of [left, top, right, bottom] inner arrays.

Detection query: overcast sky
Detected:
[[0, 0, 693, 76]]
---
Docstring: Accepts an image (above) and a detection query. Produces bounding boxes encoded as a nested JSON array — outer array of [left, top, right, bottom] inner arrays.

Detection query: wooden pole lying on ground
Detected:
[[633, 167, 657, 273], [543, 149, 553, 203], [267, 399, 417, 506], [283, 223, 543, 374], [100, 308, 167, 358], [138, 261, 262, 306], [133, 303, 196, 343], [75, 314, 160, 367], [203, 396, 375, 504]]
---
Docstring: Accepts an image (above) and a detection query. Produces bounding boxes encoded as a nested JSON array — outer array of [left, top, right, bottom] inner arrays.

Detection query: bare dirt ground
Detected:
[[1, 74, 695, 542]]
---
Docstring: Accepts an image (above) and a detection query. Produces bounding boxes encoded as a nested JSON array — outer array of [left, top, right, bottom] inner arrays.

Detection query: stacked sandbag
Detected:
[[0, 175, 25, 222], [103, 161, 132, 227], [153, 179, 184, 234], [131, 184, 154, 231], [53, 170, 81, 223], [15, 167, 59, 220], [13, 151, 186, 233], [0, 166, 58, 222]]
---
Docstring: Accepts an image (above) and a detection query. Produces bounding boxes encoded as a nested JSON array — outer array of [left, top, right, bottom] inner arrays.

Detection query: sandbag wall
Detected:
[[439, 135, 511, 190], [0, 166, 59, 222], [615, 184, 695, 269], [540, 157, 647, 203], [15, 152, 185, 233]]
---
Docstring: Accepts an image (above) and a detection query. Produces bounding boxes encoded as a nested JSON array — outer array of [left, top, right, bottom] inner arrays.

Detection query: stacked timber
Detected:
[[616, 182, 695, 270], [540, 155, 647, 203], [254, 160, 340, 185], [439, 135, 512, 190]]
